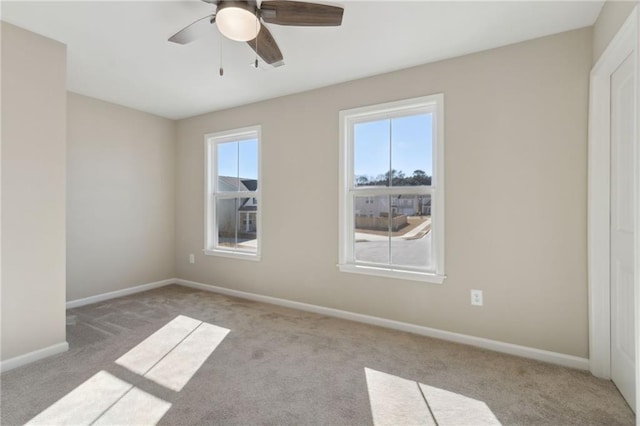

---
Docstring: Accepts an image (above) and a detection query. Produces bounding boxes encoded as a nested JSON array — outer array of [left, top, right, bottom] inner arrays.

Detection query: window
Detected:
[[338, 95, 445, 283], [205, 126, 261, 260]]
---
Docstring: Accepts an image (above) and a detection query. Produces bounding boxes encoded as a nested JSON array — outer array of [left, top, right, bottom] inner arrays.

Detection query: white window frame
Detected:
[[204, 125, 262, 261], [338, 94, 445, 283]]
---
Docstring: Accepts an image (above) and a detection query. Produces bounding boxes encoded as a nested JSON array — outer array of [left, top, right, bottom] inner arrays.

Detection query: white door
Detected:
[[610, 51, 636, 412]]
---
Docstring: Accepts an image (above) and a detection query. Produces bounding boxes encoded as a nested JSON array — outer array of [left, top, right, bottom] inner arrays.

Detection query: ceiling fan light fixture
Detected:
[[216, 2, 259, 42]]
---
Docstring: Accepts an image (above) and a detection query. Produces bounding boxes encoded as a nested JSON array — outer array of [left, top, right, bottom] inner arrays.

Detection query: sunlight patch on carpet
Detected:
[[93, 386, 171, 425], [28, 315, 230, 425], [115, 315, 202, 375], [419, 382, 500, 425], [26, 371, 170, 425], [145, 322, 230, 391], [365, 368, 501, 426], [365, 368, 436, 425], [116, 315, 230, 391]]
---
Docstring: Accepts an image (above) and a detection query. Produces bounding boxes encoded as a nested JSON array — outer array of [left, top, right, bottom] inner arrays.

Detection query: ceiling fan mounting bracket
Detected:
[[217, 1, 257, 15]]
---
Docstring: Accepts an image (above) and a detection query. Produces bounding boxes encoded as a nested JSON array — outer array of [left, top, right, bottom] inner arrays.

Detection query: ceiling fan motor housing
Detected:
[[216, 1, 260, 42]]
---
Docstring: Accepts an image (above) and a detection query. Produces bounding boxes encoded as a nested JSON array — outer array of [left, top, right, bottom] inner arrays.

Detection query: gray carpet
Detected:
[[0, 284, 635, 425]]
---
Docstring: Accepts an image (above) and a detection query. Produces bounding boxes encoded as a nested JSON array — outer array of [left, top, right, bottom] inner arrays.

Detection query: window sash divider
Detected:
[[349, 186, 433, 196], [214, 191, 259, 198]]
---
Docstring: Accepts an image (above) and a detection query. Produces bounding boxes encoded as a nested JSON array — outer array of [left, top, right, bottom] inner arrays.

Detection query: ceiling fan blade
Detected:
[[247, 24, 284, 67], [260, 1, 343, 26], [169, 14, 216, 44]]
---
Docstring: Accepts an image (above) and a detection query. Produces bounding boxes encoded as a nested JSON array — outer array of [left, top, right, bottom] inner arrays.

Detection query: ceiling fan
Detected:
[[169, 0, 344, 68]]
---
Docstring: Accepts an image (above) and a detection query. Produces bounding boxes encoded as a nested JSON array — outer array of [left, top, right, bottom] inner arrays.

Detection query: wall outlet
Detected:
[[471, 289, 483, 306], [189, 253, 195, 264]]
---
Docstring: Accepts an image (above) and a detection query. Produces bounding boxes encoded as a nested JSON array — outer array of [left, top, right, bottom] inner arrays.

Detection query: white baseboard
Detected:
[[175, 278, 589, 371], [0, 341, 69, 373], [66, 278, 176, 309], [10, 278, 587, 374], [2, 279, 175, 373]]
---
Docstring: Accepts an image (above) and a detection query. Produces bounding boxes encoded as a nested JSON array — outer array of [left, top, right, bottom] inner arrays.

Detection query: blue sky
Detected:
[[217, 138, 258, 180], [217, 113, 431, 183], [354, 113, 432, 181]]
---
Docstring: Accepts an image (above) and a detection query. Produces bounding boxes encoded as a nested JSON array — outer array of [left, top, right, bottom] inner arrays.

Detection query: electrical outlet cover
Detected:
[[471, 289, 483, 306]]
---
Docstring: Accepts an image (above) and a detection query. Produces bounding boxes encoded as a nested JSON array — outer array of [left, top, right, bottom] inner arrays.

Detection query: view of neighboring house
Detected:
[[217, 176, 258, 237], [354, 195, 431, 232], [355, 195, 431, 218], [393, 195, 431, 216]]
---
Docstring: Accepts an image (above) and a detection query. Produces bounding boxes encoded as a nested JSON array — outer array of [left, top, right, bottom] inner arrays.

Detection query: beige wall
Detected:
[[1, 23, 67, 360], [67, 93, 176, 301], [593, 0, 638, 63], [176, 28, 592, 357], [0, 21, 594, 364]]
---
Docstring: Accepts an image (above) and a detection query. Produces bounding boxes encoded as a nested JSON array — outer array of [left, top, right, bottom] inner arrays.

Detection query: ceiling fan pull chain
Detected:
[[219, 34, 224, 77], [254, 18, 259, 69]]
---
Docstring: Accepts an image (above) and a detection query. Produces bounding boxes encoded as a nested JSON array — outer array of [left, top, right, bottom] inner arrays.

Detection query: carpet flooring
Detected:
[[0, 284, 635, 425]]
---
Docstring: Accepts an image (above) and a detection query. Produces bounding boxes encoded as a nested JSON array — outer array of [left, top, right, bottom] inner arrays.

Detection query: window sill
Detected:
[[203, 249, 261, 262], [337, 263, 445, 284]]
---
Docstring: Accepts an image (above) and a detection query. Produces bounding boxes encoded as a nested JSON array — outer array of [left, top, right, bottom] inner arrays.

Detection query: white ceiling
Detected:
[[1, 1, 603, 120]]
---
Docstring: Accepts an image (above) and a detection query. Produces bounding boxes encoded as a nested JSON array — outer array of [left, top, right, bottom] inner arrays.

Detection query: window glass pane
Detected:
[[354, 195, 390, 264], [390, 113, 432, 186], [341, 97, 443, 279], [390, 194, 432, 269], [208, 128, 260, 258], [217, 141, 238, 191], [239, 138, 258, 191], [236, 197, 258, 253], [215, 197, 258, 253], [354, 120, 390, 187], [216, 198, 238, 249]]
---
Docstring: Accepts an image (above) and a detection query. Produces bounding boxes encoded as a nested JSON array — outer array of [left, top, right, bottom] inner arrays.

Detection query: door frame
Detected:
[[588, 5, 639, 402]]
